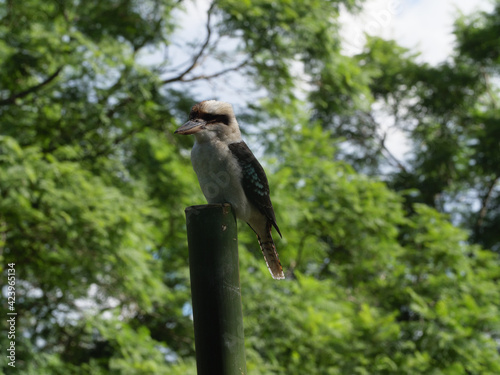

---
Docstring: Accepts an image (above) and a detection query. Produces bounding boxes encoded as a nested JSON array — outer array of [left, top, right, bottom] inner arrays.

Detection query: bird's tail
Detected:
[[257, 230, 285, 280]]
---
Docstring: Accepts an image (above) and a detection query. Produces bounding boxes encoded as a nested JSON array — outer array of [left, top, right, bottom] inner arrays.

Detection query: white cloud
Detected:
[[339, 0, 401, 55], [393, 0, 494, 64], [340, 0, 494, 64]]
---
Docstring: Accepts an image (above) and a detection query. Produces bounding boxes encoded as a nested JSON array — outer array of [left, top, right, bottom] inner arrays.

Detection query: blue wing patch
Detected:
[[228, 141, 281, 237]]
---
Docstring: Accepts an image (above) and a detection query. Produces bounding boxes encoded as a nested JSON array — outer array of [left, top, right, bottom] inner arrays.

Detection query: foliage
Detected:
[[338, 2, 500, 252], [1, 0, 499, 374], [238, 124, 500, 374]]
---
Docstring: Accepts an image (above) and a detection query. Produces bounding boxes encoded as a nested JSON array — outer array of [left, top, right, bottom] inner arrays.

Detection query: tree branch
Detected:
[[379, 131, 408, 173], [162, 2, 216, 84], [475, 175, 499, 235], [482, 69, 498, 110], [0, 67, 63, 106], [176, 59, 249, 83], [366, 111, 409, 173]]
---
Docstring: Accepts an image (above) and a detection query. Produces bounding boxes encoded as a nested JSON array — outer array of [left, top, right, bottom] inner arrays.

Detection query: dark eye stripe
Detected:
[[202, 114, 229, 125]]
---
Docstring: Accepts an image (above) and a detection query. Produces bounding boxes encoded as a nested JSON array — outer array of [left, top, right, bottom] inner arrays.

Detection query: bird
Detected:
[[174, 100, 284, 279]]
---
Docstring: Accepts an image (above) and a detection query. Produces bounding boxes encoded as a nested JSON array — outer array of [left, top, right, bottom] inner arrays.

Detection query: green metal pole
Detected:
[[185, 203, 247, 375]]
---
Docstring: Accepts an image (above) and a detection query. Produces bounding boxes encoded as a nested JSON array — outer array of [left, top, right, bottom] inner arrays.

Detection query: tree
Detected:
[[328, 2, 500, 252], [1, 0, 499, 374]]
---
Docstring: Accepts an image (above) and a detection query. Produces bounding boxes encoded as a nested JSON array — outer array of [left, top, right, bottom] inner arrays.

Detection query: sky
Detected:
[[340, 0, 494, 64], [393, 0, 494, 64]]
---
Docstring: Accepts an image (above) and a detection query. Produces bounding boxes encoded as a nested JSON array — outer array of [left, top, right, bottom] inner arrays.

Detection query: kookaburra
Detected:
[[175, 100, 284, 279]]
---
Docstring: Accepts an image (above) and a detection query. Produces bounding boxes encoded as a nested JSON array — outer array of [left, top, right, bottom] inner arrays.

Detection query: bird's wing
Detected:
[[228, 141, 282, 238]]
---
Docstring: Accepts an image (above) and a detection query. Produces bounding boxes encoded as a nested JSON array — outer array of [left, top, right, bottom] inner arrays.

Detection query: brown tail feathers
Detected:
[[257, 231, 285, 280]]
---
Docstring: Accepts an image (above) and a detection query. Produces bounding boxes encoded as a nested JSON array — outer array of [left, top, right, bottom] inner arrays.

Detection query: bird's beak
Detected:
[[174, 119, 206, 135]]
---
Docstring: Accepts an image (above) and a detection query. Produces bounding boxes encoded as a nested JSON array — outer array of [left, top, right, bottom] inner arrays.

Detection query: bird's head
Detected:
[[174, 100, 242, 143]]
